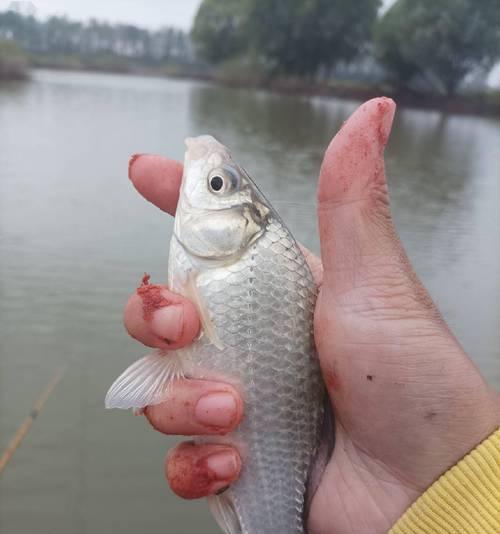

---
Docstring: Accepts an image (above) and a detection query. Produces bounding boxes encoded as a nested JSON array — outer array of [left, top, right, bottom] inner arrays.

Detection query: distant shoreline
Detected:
[[215, 76, 500, 118], [16, 63, 500, 118], [0, 40, 29, 81]]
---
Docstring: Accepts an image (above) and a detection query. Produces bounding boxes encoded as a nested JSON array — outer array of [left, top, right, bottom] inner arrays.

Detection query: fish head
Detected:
[[174, 135, 271, 262]]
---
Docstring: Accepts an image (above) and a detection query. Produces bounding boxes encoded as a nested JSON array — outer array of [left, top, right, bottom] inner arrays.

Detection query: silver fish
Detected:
[[106, 136, 325, 534]]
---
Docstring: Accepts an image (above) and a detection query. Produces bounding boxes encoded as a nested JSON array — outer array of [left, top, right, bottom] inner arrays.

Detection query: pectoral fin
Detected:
[[105, 350, 184, 410], [182, 271, 224, 350]]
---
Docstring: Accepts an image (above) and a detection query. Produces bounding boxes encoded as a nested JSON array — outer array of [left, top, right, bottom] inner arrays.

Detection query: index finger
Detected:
[[129, 154, 183, 216]]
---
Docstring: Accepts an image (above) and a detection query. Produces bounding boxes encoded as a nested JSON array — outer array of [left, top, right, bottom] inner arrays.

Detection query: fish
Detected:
[[105, 135, 326, 534]]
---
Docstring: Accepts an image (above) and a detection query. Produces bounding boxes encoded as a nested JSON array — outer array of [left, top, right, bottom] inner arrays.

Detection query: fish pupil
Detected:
[[210, 175, 224, 191]]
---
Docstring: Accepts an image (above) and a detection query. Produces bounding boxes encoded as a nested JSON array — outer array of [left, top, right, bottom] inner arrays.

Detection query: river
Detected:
[[0, 69, 499, 534]]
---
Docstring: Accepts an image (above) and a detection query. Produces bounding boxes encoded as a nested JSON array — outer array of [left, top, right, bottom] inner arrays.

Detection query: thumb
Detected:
[[314, 99, 498, 490], [318, 97, 417, 299]]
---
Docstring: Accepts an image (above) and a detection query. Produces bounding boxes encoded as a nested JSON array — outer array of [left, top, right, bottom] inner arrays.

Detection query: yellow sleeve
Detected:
[[389, 428, 499, 534]]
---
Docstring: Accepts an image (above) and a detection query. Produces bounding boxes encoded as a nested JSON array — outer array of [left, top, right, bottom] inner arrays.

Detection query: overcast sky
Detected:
[[0, 0, 203, 30], [1, 0, 397, 30]]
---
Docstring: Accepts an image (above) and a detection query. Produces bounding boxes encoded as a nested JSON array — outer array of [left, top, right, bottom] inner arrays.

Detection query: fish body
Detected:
[[106, 136, 325, 534]]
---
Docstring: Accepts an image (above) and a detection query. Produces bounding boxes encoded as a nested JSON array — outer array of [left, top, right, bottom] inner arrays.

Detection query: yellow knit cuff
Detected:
[[389, 428, 500, 534]]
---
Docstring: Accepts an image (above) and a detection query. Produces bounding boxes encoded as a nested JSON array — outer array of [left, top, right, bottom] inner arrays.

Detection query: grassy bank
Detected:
[[0, 40, 29, 80], [209, 60, 500, 117], [30, 52, 211, 80], [259, 79, 500, 117], [151, 57, 500, 117], [5, 48, 500, 117]]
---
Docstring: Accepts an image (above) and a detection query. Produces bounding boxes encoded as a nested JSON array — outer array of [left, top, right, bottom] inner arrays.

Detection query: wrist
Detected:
[[389, 427, 500, 534]]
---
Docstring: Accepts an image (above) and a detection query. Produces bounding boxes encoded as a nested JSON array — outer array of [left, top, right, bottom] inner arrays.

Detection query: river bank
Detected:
[[214, 75, 500, 118], [6, 51, 500, 117], [0, 41, 29, 81], [34, 61, 500, 117]]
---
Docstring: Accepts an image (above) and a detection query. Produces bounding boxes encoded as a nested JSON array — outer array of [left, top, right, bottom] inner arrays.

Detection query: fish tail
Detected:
[[207, 492, 242, 534]]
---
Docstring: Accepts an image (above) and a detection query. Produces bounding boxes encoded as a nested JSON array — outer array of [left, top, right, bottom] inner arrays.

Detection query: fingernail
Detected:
[[206, 450, 239, 480], [195, 392, 238, 429], [129, 153, 143, 175], [215, 485, 229, 495], [150, 304, 184, 342]]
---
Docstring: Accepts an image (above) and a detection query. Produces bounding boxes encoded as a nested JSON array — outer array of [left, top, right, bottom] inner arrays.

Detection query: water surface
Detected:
[[1, 70, 499, 534]]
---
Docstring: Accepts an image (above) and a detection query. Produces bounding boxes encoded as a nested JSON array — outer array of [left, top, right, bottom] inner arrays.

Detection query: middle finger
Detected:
[[144, 379, 244, 436]]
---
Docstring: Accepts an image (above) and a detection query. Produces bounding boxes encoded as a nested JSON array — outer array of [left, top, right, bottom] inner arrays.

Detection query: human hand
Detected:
[[123, 98, 499, 533]]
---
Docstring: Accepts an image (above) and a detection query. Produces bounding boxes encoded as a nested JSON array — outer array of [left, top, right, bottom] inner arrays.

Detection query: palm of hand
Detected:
[[308, 265, 495, 534]]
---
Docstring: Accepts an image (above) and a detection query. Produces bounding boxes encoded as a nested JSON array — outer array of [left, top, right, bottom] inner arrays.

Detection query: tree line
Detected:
[[1, 1, 499, 95], [0, 10, 195, 66], [192, 0, 500, 95]]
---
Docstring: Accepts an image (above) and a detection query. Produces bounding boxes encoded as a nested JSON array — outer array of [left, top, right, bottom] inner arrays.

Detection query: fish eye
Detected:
[[209, 175, 224, 192], [208, 166, 240, 195]]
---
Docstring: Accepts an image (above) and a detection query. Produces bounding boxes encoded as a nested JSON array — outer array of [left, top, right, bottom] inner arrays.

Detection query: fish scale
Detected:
[[169, 215, 324, 534]]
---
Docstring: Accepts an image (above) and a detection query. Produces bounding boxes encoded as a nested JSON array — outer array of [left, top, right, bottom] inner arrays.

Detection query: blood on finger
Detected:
[[137, 273, 171, 321], [166, 443, 239, 499]]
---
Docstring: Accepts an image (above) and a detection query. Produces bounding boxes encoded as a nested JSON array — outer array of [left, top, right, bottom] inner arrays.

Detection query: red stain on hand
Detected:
[[325, 365, 342, 393], [167, 443, 239, 500], [318, 97, 395, 206], [128, 153, 142, 176], [137, 273, 171, 321], [376, 99, 392, 148]]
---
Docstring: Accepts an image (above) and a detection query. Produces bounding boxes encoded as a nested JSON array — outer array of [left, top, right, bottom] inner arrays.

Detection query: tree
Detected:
[[0, 10, 196, 66], [375, 0, 500, 95], [192, 0, 381, 77], [191, 0, 247, 63], [248, 0, 380, 78]]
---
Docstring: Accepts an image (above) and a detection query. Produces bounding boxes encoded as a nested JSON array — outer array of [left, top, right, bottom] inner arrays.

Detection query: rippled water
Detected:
[[1, 70, 499, 534]]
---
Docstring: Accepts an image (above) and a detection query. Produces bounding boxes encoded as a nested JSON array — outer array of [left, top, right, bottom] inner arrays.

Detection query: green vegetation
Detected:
[[375, 0, 500, 95], [31, 52, 134, 73], [192, 0, 500, 97], [191, 0, 247, 64], [214, 53, 269, 85], [192, 0, 381, 78], [0, 38, 28, 79], [0, 10, 201, 75]]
